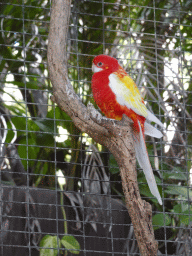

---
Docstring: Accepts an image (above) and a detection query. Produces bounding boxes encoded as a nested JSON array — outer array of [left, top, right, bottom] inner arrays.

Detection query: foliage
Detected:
[[40, 235, 80, 256], [40, 175, 80, 255], [40, 235, 60, 256]]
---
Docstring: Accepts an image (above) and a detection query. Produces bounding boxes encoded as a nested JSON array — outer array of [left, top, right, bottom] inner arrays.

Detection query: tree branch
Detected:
[[47, 0, 158, 255]]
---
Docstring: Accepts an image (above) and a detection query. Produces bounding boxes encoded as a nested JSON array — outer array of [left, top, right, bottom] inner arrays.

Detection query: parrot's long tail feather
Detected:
[[133, 121, 162, 205], [144, 122, 163, 138], [146, 110, 164, 128]]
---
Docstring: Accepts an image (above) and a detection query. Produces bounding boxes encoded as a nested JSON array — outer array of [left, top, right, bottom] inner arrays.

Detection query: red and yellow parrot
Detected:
[[91, 54, 163, 205]]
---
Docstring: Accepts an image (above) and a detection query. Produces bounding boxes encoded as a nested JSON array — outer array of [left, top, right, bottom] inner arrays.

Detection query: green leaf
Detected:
[[139, 183, 153, 198], [173, 203, 182, 213], [5, 80, 42, 90], [17, 136, 39, 170], [165, 172, 187, 181], [36, 133, 54, 147], [47, 106, 70, 122], [180, 208, 192, 226], [173, 204, 192, 226], [165, 185, 192, 199], [61, 235, 80, 254], [139, 183, 162, 205], [40, 235, 60, 256], [164, 167, 187, 181], [152, 213, 171, 230], [28, 119, 40, 132], [3, 104, 26, 116], [138, 183, 151, 197], [34, 119, 55, 133]]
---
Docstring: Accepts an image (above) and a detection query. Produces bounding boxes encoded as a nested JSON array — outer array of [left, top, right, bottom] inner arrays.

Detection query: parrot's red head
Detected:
[[92, 54, 119, 74]]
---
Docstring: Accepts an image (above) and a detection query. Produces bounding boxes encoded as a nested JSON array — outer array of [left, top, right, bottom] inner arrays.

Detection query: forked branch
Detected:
[[47, 0, 158, 255]]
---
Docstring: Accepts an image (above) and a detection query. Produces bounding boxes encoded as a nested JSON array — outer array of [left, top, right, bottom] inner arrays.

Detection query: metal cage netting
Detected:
[[0, 0, 192, 255]]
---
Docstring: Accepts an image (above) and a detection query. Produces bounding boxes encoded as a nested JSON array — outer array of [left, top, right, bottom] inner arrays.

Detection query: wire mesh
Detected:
[[0, 0, 192, 255]]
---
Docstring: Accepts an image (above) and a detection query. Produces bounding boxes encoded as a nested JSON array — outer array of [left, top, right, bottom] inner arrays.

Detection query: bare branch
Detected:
[[47, 0, 158, 255]]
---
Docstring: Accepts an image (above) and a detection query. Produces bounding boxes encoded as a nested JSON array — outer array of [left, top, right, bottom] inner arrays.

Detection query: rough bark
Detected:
[[47, 0, 158, 255]]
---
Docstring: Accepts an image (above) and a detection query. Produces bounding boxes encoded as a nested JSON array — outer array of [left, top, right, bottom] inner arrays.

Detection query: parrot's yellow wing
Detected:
[[109, 71, 148, 118]]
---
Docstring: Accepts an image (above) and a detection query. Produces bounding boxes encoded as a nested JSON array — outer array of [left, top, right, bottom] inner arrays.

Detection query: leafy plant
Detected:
[[39, 177, 80, 255], [40, 235, 80, 256]]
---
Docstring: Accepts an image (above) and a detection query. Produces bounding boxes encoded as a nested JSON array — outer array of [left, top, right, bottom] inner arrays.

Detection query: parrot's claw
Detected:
[[87, 102, 102, 120]]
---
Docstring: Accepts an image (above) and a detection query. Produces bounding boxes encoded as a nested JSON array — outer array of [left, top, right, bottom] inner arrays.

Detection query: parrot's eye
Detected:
[[97, 62, 103, 67]]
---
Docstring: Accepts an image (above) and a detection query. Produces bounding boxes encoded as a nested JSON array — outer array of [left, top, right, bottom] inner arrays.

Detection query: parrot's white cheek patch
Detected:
[[92, 64, 103, 73]]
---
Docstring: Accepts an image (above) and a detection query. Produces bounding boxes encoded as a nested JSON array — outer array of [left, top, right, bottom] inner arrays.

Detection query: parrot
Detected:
[[91, 54, 163, 205]]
